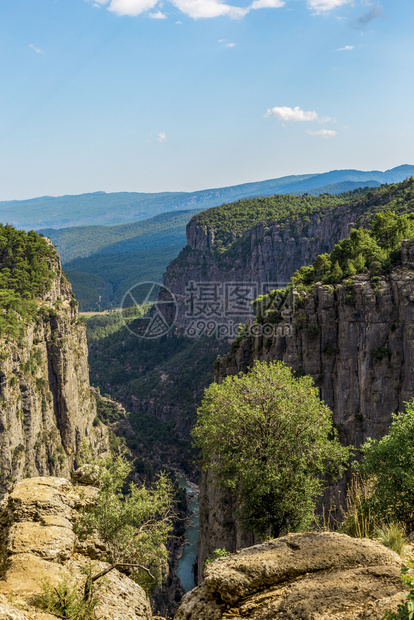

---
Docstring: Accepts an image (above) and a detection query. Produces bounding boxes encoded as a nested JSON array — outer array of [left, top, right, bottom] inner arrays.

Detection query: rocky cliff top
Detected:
[[0, 476, 152, 620], [176, 532, 407, 620]]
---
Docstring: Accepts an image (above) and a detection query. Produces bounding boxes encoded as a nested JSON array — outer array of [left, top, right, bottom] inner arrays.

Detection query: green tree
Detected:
[[192, 361, 351, 538], [359, 400, 414, 530], [74, 451, 175, 600]]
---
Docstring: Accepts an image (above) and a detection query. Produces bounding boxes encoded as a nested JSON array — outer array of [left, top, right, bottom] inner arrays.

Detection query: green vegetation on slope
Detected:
[[188, 178, 414, 258], [39, 210, 200, 311], [41, 209, 200, 263], [290, 209, 414, 289], [84, 313, 228, 476], [65, 243, 183, 310], [191, 188, 370, 255], [0, 224, 54, 339]]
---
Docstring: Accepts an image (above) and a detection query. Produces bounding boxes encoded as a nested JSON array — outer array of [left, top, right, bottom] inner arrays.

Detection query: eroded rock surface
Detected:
[[175, 532, 407, 620], [0, 246, 108, 494], [0, 477, 152, 620]]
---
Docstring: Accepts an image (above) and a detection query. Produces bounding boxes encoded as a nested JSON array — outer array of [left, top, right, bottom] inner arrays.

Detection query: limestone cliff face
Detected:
[[0, 246, 106, 494], [164, 206, 360, 329], [198, 250, 414, 572]]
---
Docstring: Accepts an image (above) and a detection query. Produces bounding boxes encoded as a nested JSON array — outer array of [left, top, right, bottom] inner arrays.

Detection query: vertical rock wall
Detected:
[[0, 249, 106, 494]]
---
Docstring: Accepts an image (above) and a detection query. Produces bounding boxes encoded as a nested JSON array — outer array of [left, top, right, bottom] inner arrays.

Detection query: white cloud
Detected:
[[171, 0, 248, 19], [149, 9, 168, 17], [306, 129, 338, 138], [86, 0, 285, 19], [157, 131, 167, 143], [108, 0, 158, 16], [225, 42, 237, 47], [250, 0, 285, 8], [307, 0, 352, 14], [337, 45, 355, 51], [265, 106, 318, 122], [29, 44, 44, 54]]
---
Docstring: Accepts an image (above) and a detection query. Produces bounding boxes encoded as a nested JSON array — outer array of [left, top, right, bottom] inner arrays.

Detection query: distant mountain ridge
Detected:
[[2, 165, 413, 230]]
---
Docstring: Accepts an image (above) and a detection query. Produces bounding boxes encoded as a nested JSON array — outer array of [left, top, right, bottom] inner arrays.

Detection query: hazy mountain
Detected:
[[2, 165, 413, 230]]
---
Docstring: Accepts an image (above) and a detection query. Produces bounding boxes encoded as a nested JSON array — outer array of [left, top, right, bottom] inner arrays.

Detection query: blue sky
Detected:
[[0, 0, 413, 200]]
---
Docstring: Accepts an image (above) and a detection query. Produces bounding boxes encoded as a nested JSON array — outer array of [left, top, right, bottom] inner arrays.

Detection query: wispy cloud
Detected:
[[172, 0, 248, 19], [29, 44, 44, 54], [250, 0, 285, 8], [108, 0, 158, 15], [225, 42, 237, 47], [306, 129, 337, 138], [265, 106, 318, 122], [337, 45, 354, 51], [307, 0, 352, 13], [352, 5, 384, 29], [157, 131, 167, 143], [149, 9, 167, 17]]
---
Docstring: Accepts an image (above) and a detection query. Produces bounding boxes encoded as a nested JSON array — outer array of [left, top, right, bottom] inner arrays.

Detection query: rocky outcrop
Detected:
[[0, 476, 152, 620], [0, 247, 107, 494], [164, 206, 361, 330], [176, 532, 407, 620]]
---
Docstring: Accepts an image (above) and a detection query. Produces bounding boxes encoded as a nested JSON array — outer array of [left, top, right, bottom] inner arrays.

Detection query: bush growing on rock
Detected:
[[192, 360, 352, 538], [359, 400, 414, 532], [74, 450, 175, 599]]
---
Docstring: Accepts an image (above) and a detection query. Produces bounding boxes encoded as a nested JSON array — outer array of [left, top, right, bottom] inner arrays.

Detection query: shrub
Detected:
[[35, 566, 100, 620], [193, 361, 351, 538], [359, 401, 414, 530], [376, 523, 407, 557]]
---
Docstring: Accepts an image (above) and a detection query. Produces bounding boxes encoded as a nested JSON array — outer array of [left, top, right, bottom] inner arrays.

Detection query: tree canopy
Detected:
[[192, 361, 351, 538], [0, 224, 54, 339], [358, 400, 414, 531]]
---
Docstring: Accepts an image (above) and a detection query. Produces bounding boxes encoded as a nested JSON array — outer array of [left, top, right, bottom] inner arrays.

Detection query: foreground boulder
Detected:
[[175, 532, 407, 619], [0, 476, 152, 620]]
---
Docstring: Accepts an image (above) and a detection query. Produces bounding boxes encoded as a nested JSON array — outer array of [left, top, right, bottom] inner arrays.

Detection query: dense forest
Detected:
[[0, 225, 55, 339]]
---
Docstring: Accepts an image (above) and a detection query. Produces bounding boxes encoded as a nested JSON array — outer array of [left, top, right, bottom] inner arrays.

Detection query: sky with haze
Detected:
[[0, 0, 413, 200]]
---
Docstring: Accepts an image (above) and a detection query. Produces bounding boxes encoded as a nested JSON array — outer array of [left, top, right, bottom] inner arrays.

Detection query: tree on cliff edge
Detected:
[[192, 361, 351, 538]]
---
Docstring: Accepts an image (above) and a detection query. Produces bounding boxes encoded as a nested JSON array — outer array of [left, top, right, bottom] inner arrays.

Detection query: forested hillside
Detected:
[[2, 165, 412, 230], [41, 209, 200, 263], [42, 210, 199, 310]]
